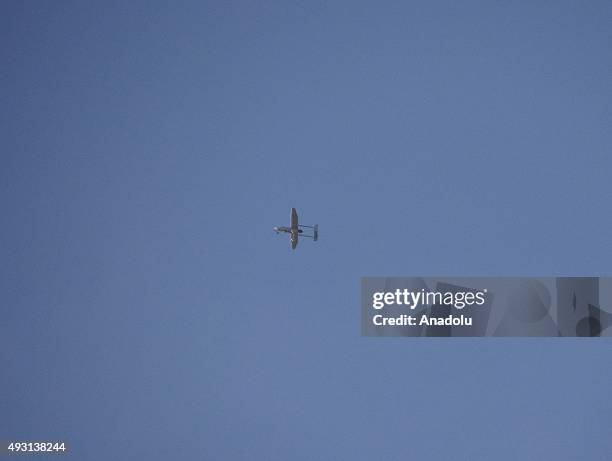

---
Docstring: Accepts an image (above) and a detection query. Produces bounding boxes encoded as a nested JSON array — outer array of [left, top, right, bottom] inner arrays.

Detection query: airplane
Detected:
[[273, 208, 318, 250]]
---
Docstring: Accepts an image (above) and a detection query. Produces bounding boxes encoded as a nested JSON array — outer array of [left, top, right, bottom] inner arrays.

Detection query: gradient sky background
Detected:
[[2, 1, 612, 459]]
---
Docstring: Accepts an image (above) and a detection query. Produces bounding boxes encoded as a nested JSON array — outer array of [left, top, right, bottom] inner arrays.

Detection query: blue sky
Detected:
[[2, 1, 612, 459]]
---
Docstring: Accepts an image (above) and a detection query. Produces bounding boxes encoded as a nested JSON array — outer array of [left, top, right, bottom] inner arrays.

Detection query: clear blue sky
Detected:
[[2, 1, 612, 459]]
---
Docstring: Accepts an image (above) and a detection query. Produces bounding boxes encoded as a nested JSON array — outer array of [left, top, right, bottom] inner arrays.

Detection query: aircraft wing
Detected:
[[290, 207, 298, 230]]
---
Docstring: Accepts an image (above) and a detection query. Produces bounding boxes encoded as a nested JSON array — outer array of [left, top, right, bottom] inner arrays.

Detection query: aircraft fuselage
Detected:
[[273, 226, 302, 234]]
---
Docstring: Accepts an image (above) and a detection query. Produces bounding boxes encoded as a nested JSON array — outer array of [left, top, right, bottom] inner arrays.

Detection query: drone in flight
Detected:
[[273, 208, 318, 250]]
